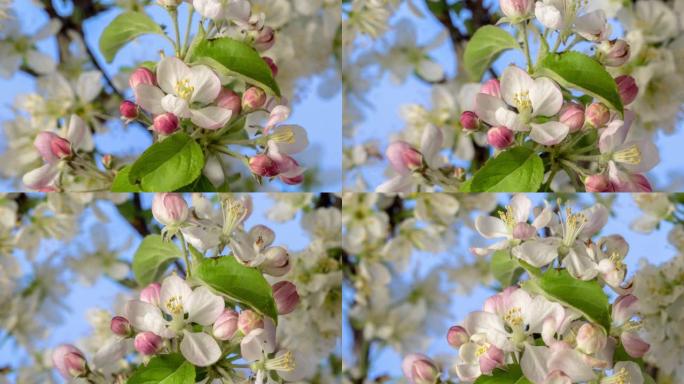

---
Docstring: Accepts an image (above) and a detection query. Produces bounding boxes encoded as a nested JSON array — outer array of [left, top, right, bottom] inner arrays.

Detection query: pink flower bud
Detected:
[[629, 174, 653, 192], [152, 193, 188, 226], [621, 332, 650, 358], [52, 344, 87, 379], [559, 102, 585, 133], [35, 132, 71, 163], [586, 103, 610, 127], [615, 75, 638, 105], [129, 67, 157, 90], [153, 113, 179, 135], [213, 309, 239, 340], [479, 345, 504, 375], [140, 282, 162, 306], [238, 309, 264, 335], [460, 111, 479, 131], [612, 294, 639, 325], [261, 247, 291, 276], [584, 174, 613, 192], [512, 222, 536, 240], [262, 56, 278, 77], [242, 87, 267, 111], [447, 325, 469, 348], [249, 154, 280, 177], [254, 27, 275, 51], [281, 173, 304, 185], [134, 332, 162, 356], [500, 0, 533, 19], [576, 323, 607, 354], [272, 281, 299, 315], [598, 39, 630, 67], [120, 100, 139, 120], [402, 353, 440, 384], [215, 88, 242, 117], [110, 316, 132, 337], [386, 141, 423, 175], [480, 79, 501, 98], [50, 136, 72, 159], [487, 126, 514, 149], [102, 154, 113, 169]]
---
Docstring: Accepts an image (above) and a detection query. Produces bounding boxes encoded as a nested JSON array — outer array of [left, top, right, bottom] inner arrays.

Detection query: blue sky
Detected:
[[351, 2, 684, 191], [342, 193, 679, 379], [0, 193, 317, 381], [0, 2, 342, 192]]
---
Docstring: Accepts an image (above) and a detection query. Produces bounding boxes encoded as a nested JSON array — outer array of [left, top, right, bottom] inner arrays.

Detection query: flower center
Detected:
[[475, 343, 490, 357], [270, 127, 296, 144], [504, 307, 524, 328], [513, 91, 532, 115], [175, 78, 194, 100], [165, 296, 184, 316], [561, 207, 587, 246], [498, 204, 520, 229], [265, 351, 295, 372], [603, 367, 630, 384], [613, 145, 642, 165], [223, 199, 247, 235]]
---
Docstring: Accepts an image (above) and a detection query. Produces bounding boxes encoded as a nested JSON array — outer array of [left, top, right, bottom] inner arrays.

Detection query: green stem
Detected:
[[181, 5, 195, 58], [171, 9, 182, 56], [520, 22, 533, 72], [551, 31, 562, 53], [178, 232, 192, 277], [541, 165, 559, 192]]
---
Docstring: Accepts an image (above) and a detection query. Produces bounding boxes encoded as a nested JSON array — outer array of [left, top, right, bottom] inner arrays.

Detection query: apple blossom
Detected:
[[134, 331, 162, 355], [615, 75, 638, 105], [152, 193, 189, 227], [402, 353, 440, 384], [214, 88, 242, 116], [558, 102, 585, 133], [119, 100, 139, 120], [597, 39, 631, 66], [460, 111, 479, 131], [52, 344, 88, 379], [140, 282, 162, 306], [487, 126, 515, 149], [586, 103, 610, 127], [110, 316, 132, 337], [447, 325, 469, 348], [272, 281, 299, 315], [242, 86, 267, 111], [386, 141, 423, 174]]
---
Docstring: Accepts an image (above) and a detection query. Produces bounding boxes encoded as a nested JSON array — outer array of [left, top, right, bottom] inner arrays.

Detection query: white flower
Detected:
[[135, 57, 232, 130], [521, 344, 596, 384], [193, 0, 251, 21], [0, 17, 60, 78], [125, 275, 225, 366], [620, 0, 678, 44], [240, 321, 306, 383], [475, 66, 567, 145]]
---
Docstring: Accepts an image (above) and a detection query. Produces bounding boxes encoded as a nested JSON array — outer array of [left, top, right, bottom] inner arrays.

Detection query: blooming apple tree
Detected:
[[344, 0, 684, 192], [0, 192, 341, 383], [0, 0, 340, 192]]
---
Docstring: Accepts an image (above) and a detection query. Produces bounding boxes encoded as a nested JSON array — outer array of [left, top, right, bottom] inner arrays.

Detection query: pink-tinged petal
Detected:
[[66, 115, 93, 151], [510, 193, 532, 223], [124, 300, 166, 335], [240, 327, 276, 361], [501, 65, 534, 107], [376, 175, 414, 193], [162, 94, 191, 118], [547, 349, 596, 382], [190, 106, 232, 130], [189, 65, 222, 104], [475, 216, 509, 239], [512, 238, 559, 267], [264, 105, 291, 132], [22, 163, 59, 190], [160, 275, 192, 314], [475, 93, 509, 126], [135, 84, 166, 115], [530, 77, 563, 117], [530, 122, 569, 146], [420, 124, 443, 167], [495, 108, 527, 132], [157, 56, 192, 95], [34, 131, 60, 164], [521, 344, 550, 384], [185, 286, 225, 326], [599, 111, 634, 153], [180, 330, 221, 367], [580, 204, 608, 238]]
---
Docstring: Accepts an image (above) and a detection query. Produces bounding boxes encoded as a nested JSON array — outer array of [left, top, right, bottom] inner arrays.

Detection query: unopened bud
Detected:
[[586, 103, 610, 127], [261, 247, 291, 276], [272, 281, 300, 315], [559, 102, 585, 133], [140, 282, 162, 306], [584, 174, 612, 192], [597, 39, 630, 67], [110, 316, 132, 337], [102, 154, 113, 169], [487, 126, 514, 149], [238, 309, 264, 335], [152, 193, 188, 226], [120, 100, 139, 120], [254, 27, 275, 51], [446, 325, 469, 348], [213, 309, 239, 340], [576, 323, 607, 354], [134, 332, 162, 356], [129, 67, 157, 90], [615, 75, 638, 105], [249, 154, 280, 177], [50, 136, 72, 159], [242, 87, 267, 111], [35, 132, 71, 163], [215, 88, 242, 117], [460, 111, 479, 131], [153, 113, 179, 135], [262, 56, 278, 77], [386, 141, 422, 175], [402, 353, 440, 384], [52, 345, 87, 379]]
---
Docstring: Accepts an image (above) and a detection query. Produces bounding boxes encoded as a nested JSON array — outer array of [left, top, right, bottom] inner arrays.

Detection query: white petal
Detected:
[[420, 124, 443, 167], [495, 108, 528, 131], [599, 111, 634, 153], [186, 286, 225, 325], [66, 115, 93, 151], [22, 164, 58, 190], [510, 194, 532, 223], [530, 121, 569, 146], [124, 300, 165, 334], [375, 175, 414, 193], [475, 216, 509, 239], [135, 84, 166, 115], [26, 50, 57, 75], [417, 60, 444, 82], [501, 65, 534, 107], [535, 2, 563, 29], [548, 349, 596, 381], [190, 65, 222, 104], [240, 327, 277, 361], [563, 245, 599, 280], [619, 140, 659, 173], [180, 330, 221, 367], [512, 238, 559, 267], [76, 71, 103, 103], [530, 77, 563, 116], [269, 125, 309, 154], [475, 93, 508, 126], [203, 155, 225, 187], [0, 51, 22, 78], [162, 94, 191, 118], [190, 106, 232, 130], [463, 311, 509, 349], [521, 344, 550, 384], [157, 56, 192, 95], [160, 275, 192, 313]]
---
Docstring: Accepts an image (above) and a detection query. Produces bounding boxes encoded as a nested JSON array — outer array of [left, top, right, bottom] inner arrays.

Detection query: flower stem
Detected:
[[178, 232, 192, 277], [171, 9, 182, 56], [181, 5, 195, 58], [520, 22, 533, 72]]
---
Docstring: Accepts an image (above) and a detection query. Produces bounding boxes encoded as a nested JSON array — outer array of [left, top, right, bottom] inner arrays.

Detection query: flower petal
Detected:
[[66, 115, 93, 151], [190, 106, 232, 130], [475, 93, 508, 126], [510, 193, 532, 223], [180, 330, 221, 367], [160, 275, 192, 313], [190, 65, 222, 104], [475, 216, 509, 239], [22, 163, 58, 190], [135, 84, 166, 115], [186, 286, 225, 325], [162, 94, 191, 118], [124, 299, 165, 334], [530, 77, 563, 116], [512, 238, 559, 267], [157, 56, 192, 95], [501, 65, 534, 107], [530, 121, 569, 146]]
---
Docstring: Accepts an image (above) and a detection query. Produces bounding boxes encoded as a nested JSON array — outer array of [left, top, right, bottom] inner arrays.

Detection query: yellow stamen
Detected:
[[175, 79, 194, 100], [165, 296, 184, 315], [613, 145, 642, 165], [270, 127, 296, 144]]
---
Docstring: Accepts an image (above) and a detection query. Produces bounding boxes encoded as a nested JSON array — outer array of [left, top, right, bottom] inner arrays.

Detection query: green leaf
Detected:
[[464, 25, 520, 81], [99, 11, 164, 63], [111, 165, 142, 192], [470, 147, 544, 192], [491, 251, 524, 286], [129, 133, 205, 192], [474, 364, 532, 383], [525, 269, 611, 332], [186, 37, 280, 96], [194, 255, 278, 321], [133, 235, 183, 286], [536, 51, 623, 113], [128, 354, 195, 384]]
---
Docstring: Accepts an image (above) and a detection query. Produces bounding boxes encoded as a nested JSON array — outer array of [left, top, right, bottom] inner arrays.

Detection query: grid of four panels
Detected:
[[1, 0, 683, 383]]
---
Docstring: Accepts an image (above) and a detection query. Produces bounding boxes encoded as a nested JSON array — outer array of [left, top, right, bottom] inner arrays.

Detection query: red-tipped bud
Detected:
[[480, 79, 501, 98], [35, 132, 71, 163], [615, 75, 638, 105], [262, 56, 278, 77], [134, 332, 162, 356], [52, 345, 87, 379], [249, 154, 280, 177], [584, 174, 613, 192], [110, 316, 132, 337], [402, 353, 440, 384], [559, 102, 585, 133], [386, 141, 422, 175], [272, 281, 299, 315], [153, 113, 179, 135], [586, 103, 610, 127], [213, 309, 239, 340], [460, 111, 479, 131], [487, 126, 514, 149], [129, 67, 157, 90], [238, 310, 264, 335], [152, 193, 188, 226], [281, 173, 304, 185], [254, 27, 275, 51], [215, 88, 242, 117], [242, 87, 267, 111], [446, 325, 469, 348], [50, 136, 72, 159], [140, 282, 161, 306], [120, 100, 139, 120]]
